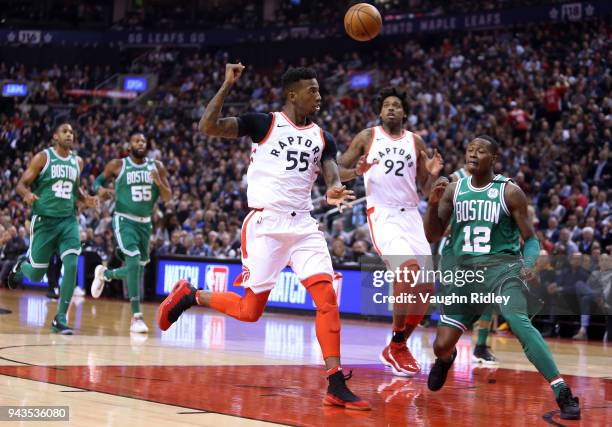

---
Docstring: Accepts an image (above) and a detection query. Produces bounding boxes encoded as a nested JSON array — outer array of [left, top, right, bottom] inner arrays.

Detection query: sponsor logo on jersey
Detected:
[[205, 265, 229, 292], [487, 188, 499, 198]]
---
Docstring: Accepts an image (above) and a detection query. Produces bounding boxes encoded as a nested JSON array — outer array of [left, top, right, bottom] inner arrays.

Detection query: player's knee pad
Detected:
[[239, 307, 263, 322], [238, 296, 266, 322], [317, 301, 340, 332], [316, 301, 340, 333], [308, 281, 340, 332]]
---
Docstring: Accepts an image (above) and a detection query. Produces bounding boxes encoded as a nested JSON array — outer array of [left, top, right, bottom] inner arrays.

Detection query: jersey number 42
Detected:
[[52, 180, 73, 199]]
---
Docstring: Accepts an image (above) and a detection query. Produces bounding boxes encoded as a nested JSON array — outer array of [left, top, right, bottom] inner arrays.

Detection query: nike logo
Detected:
[[276, 124, 288, 128], [458, 191, 469, 196], [376, 138, 384, 141]]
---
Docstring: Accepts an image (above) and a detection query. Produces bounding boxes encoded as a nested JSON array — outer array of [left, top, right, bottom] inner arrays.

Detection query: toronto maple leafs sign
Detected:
[[0, 1, 609, 46]]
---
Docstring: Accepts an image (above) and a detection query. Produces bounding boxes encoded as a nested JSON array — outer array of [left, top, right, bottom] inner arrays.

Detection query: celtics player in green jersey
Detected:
[[424, 136, 580, 420], [8, 123, 99, 334], [91, 133, 171, 333], [448, 168, 498, 365]]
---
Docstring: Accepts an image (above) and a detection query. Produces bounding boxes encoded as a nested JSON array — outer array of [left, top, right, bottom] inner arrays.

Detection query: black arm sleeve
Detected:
[[237, 113, 273, 144], [321, 131, 338, 162]]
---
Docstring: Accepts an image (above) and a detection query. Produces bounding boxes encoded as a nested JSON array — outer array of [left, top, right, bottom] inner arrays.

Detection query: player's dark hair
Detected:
[[281, 67, 317, 95], [376, 86, 410, 115], [130, 132, 146, 141], [51, 122, 73, 140], [475, 135, 499, 154]]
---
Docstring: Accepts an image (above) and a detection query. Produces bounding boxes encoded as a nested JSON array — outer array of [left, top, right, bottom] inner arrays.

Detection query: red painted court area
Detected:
[[1, 364, 610, 426]]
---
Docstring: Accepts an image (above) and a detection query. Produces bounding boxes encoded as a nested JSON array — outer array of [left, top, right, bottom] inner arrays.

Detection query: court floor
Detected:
[[0, 289, 610, 426]]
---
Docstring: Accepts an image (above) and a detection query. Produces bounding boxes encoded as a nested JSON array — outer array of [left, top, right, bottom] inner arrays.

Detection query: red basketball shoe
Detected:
[[323, 369, 371, 411], [157, 280, 197, 331], [379, 341, 420, 376]]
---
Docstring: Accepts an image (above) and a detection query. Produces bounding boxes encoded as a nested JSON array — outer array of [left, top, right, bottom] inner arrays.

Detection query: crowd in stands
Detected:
[[1, 18, 610, 337], [2, 0, 571, 32]]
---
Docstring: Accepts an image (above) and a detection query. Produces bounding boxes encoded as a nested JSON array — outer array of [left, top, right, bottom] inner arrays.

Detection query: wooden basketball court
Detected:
[[0, 289, 610, 426]]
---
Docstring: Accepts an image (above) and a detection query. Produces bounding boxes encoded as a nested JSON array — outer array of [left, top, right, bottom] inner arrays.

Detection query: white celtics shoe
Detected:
[[130, 314, 149, 334], [91, 265, 108, 299]]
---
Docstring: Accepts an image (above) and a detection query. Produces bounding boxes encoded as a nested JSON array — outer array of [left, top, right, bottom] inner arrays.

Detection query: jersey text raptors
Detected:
[[364, 126, 419, 208], [247, 112, 326, 212]]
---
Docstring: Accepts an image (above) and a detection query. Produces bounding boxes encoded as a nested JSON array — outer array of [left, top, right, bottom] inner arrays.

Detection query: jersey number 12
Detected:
[[462, 225, 491, 253]]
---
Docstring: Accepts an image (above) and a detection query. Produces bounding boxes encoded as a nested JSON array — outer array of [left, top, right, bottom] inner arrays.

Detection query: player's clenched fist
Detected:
[[224, 63, 245, 86]]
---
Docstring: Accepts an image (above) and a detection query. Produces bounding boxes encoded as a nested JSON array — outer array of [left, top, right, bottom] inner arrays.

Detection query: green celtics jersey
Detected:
[[115, 157, 159, 218], [32, 147, 80, 217], [447, 174, 520, 265]]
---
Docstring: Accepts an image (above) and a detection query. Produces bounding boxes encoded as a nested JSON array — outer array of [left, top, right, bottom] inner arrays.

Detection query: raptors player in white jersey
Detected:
[[340, 87, 443, 376], [158, 64, 370, 410]]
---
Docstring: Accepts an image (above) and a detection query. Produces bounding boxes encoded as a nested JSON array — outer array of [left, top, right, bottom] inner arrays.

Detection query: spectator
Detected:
[[189, 232, 211, 256], [572, 254, 612, 340], [0, 226, 27, 287], [555, 228, 578, 255], [331, 219, 351, 245], [330, 237, 354, 265], [577, 227, 596, 255], [160, 230, 187, 255], [349, 240, 375, 263]]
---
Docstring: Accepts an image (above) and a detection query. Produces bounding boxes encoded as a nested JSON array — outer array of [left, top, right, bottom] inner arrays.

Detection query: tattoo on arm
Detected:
[[198, 84, 239, 138], [322, 159, 342, 189]]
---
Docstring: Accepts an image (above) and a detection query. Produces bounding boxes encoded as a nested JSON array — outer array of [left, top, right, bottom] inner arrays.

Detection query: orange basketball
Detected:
[[344, 3, 382, 42]]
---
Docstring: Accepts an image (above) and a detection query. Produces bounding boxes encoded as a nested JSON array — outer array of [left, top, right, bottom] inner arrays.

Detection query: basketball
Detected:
[[344, 3, 382, 42]]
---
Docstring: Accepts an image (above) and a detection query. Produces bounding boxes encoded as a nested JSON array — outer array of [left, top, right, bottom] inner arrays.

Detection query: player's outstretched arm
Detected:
[[322, 159, 356, 212], [16, 151, 47, 205], [322, 131, 355, 211], [93, 158, 122, 201], [415, 134, 443, 197], [198, 63, 245, 138], [505, 182, 540, 280], [338, 129, 373, 182], [152, 161, 172, 202], [424, 178, 454, 243]]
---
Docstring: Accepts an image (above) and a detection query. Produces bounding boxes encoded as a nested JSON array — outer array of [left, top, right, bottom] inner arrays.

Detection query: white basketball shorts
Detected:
[[366, 206, 433, 282], [239, 209, 334, 293]]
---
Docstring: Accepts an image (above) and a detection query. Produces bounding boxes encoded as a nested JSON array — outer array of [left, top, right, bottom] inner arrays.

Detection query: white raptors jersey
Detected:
[[364, 126, 419, 208], [247, 112, 326, 212]]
